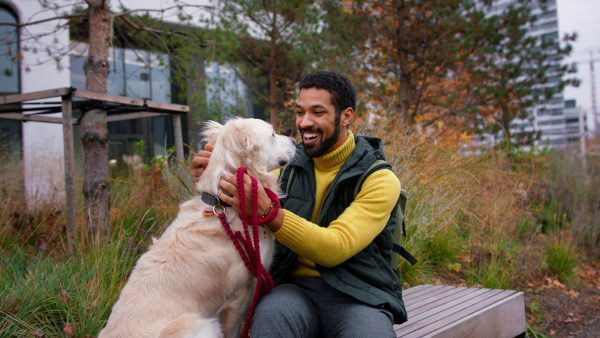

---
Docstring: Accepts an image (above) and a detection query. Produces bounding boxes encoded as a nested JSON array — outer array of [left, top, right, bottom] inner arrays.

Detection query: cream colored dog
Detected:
[[98, 118, 296, 338]]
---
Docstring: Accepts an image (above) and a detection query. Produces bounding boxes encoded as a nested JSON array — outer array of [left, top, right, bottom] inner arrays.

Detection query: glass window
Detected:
[[205, 61, 253, 119], [541, 32, 558, 42], [539, 10, 557, 21], [69, 42, 174, 160], [69, 42, 170, 102], [0, 5, 21, 157], [0, 6, 19, 94], [540, 21, 558, 30]]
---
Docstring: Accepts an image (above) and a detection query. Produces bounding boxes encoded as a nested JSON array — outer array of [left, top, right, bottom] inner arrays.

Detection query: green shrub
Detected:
[[546, 235, 578, 283]]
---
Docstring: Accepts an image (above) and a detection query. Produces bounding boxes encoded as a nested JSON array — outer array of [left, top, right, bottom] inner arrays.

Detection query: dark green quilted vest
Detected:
[[271, 135, 408, 324]]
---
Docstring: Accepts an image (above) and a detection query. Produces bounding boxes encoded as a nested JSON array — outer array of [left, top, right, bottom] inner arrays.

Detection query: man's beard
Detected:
[[301, 114, 342, 158]]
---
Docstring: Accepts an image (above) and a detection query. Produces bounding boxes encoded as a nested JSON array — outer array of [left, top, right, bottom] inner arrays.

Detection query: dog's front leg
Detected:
[[219, 284, 254, 338]]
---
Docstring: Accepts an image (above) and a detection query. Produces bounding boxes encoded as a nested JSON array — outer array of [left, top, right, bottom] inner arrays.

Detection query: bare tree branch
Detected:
[[0, 13, 87, 28], [230, 67, 270, 103], [114, 14, 207, 47], [19, 36, 80, 68], [421, 111, 457, 128], [112, 5, 210, 18], [235, 47, 270, 73]]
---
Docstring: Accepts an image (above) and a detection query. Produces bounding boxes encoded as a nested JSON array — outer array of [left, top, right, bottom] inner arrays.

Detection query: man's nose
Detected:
[[298, 114, 314, 129]]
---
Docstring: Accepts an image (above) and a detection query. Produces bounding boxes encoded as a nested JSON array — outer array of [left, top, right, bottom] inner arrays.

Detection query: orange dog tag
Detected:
[[203, 207, 214, 216]]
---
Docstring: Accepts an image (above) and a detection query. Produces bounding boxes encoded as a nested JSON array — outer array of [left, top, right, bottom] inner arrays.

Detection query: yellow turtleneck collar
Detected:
[[313, 130, 355, 171]]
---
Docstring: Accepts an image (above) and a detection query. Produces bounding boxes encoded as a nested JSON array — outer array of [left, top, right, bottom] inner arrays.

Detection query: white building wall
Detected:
[[4, 0, 254, 207], [3, 0, 71, 207]]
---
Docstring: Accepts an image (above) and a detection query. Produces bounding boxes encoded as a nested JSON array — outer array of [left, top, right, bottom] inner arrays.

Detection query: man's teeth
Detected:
[[304, 133, 318, 140]]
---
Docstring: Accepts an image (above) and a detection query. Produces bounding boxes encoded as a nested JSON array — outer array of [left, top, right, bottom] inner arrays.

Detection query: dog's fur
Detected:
[[98, 118, 296, 338]]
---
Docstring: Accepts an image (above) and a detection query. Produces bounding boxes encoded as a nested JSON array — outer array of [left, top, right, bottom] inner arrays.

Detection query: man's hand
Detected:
[[218, 171, 284, 232], [191, 143, 213, 184]]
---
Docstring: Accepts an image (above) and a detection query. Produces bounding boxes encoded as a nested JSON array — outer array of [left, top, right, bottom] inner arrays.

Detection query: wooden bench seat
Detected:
[[394, 284, 526, 337]]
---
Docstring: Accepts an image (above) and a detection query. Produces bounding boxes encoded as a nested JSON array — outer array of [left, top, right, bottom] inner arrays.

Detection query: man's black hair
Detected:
[[298, 70, 356, 114]]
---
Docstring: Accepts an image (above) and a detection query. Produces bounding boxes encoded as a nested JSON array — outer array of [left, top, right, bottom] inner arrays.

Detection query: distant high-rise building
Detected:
[[564, 99, 587, 143], [487, 0, 571, 148]]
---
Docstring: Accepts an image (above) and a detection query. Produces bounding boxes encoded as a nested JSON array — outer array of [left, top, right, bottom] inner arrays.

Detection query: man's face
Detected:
[[295, 88, 352, 158]]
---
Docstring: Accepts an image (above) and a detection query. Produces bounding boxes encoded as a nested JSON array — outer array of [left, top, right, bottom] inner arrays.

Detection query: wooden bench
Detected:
[[394, 284, 526, 337]]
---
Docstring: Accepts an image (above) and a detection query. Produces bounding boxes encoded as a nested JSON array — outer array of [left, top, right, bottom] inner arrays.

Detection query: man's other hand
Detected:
[[191, 143, 213, 184]]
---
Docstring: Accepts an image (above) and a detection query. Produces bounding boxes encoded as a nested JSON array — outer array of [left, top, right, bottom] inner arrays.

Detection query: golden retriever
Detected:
[[98, 118, 296, 338]]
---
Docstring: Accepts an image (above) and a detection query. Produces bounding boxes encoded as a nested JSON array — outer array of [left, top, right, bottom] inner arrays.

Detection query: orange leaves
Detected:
[[2, 306, 18, 313], [584, 267, 596, 278], [63, 323, 75, 336], [60, 289, 73, 303], [542, 277, 566, 289]]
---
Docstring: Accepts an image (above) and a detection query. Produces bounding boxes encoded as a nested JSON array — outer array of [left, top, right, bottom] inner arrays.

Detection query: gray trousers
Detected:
[[249, 277, 396, 338]]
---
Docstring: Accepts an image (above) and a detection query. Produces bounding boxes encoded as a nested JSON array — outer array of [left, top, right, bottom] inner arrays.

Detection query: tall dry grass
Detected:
[[355, 118, 595, 288], [537, 142, 600, 258], [0, 145, 69, 257], [0, 150, 193, 336]]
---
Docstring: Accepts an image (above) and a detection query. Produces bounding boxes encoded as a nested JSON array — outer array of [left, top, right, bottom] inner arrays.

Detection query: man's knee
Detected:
[[254, 284, 304, 317], [322, 304, 396, 338], [251, 284, 318, 337]]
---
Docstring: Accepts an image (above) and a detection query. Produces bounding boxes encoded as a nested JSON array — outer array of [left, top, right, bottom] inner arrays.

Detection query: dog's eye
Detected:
[[272, 132, 276, 138]]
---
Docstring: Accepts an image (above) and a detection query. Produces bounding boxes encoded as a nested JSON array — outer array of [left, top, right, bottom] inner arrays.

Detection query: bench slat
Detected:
[[403, 284, 447, 301], [395, 288, 505, 336], [406, 287, 478, 314], [405, 288, 503, 323], [394, 285, 525, 338], [424, 291, 525, 338], [402, 284, 436, 297], [404, 291, 524, 338], [405, 285, 466, 306]]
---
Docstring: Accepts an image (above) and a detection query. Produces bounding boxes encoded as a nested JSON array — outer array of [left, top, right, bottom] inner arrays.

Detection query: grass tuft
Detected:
[[545, 234, 579, 283]]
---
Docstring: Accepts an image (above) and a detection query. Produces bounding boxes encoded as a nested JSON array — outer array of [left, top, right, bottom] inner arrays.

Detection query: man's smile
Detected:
[[302, 132, 320, 144]]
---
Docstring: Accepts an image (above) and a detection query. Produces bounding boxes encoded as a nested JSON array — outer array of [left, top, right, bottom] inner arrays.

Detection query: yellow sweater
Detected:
[[273, 131, 401, 277]]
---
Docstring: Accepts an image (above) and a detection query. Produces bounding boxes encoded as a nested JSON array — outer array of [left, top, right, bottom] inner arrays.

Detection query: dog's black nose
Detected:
[[289, 137, 296, 145]]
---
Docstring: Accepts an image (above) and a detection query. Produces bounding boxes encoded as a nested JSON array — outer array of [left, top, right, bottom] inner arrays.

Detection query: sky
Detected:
[[557, 0, 600, 128]]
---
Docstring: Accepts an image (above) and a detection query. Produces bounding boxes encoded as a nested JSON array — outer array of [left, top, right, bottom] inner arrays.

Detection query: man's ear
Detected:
[[202, 121, 223, 145], [341, 107, 354, 128]]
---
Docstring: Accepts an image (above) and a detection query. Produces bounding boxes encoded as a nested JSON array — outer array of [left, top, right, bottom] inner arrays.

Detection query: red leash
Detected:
[[217, 167, 279, 338]]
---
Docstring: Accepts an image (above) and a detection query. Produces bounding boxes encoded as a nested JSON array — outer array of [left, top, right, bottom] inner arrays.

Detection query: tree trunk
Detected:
[[502, 107, 513, 147], [268, 0, 279, 130], [82, 0, 111, 241], [395, 0, 413, 125], [268, 61, 279, 129]]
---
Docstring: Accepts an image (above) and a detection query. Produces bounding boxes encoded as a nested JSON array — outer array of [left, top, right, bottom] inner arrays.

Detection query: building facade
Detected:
[[0, 0, 261, 206], [486, 0, 579, 148], [563, 99, 587, 144], [0, 0, 71, 207]]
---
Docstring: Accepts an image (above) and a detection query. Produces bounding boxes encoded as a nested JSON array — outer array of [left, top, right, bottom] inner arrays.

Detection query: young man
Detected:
[[192, 70, 406, 337]]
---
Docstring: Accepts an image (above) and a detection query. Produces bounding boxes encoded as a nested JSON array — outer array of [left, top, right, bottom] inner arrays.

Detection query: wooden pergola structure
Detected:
[[0, 87, 190, 249]]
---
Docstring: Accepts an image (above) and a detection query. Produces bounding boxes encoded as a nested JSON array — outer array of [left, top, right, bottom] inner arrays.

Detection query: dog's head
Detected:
[[196, 118, 296, 195]]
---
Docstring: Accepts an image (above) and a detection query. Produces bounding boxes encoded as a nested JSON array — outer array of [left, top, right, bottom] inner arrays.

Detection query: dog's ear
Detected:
[[233, 125, 256, 152], [202, 121, 223, 145]]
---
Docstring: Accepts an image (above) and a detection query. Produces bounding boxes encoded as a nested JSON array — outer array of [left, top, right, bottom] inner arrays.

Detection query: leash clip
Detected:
[[213, 205, 230, 224]]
